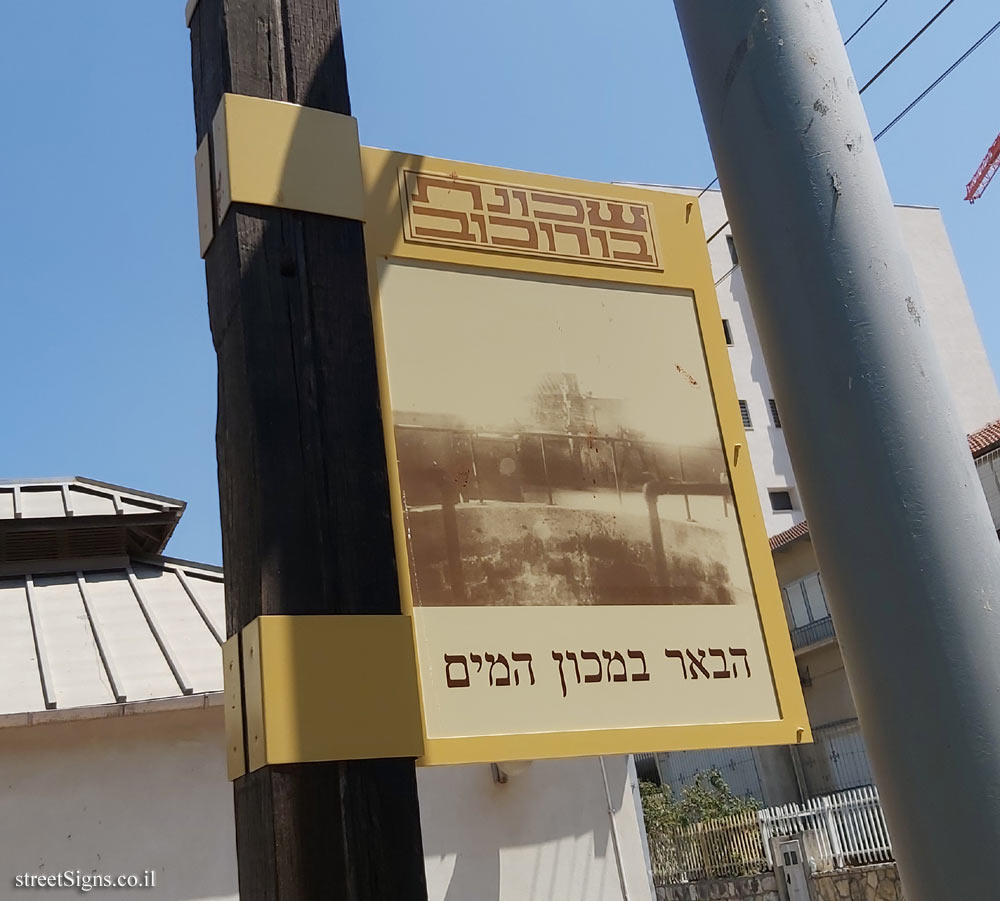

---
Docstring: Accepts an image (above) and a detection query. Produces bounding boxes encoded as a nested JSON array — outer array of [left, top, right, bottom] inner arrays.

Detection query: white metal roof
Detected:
[[0, 556, 225, 717], [0, 477, 224, 722]]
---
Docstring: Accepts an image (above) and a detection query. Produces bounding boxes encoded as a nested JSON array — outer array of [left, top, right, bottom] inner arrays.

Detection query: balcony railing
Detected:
[[790, 615, 835, 650]]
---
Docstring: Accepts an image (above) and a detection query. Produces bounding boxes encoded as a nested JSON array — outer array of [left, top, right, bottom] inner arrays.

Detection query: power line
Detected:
[[698, 176, 719, 198], [844, 0, 890, 46], [859, 0, 956, 93], [715, 263, 739, 287], [874, 17, 1000, 142], [706, 220, 730, 245]]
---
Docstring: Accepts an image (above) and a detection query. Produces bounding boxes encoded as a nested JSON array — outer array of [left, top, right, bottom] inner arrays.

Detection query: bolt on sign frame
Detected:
[[200, 94, 808, 777]]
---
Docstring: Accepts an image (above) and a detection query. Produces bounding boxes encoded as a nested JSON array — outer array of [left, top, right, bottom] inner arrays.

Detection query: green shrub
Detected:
[[640, 768, 759, 832]]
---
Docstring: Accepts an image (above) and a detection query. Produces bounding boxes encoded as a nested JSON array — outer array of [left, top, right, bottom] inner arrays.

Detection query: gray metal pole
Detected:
[[671, 2, 1000, 897]]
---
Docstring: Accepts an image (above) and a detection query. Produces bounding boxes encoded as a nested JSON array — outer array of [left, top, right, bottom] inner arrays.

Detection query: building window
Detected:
[[722, 319, 734, 346], [738, 400, 752, 429], [781, 571, 829, 629], [768, 398, 781, 428], [726, 235, 739, 265], [769, 489, 794, 512]]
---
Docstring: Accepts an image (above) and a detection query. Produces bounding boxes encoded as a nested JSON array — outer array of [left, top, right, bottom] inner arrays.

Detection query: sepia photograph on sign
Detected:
[[379, 260, 754, 611]]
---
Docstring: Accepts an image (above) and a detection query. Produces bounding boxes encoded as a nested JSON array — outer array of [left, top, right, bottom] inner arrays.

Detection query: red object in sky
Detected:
[[966, 133, 1000, 203]]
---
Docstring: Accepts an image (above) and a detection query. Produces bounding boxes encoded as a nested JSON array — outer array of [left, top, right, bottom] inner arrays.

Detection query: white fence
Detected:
[[760, 785, 893, 871], [649, 785, 893, 886]]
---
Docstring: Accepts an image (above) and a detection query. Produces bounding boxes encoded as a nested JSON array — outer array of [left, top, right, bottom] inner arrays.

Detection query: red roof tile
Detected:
[[967, 419, 1000, 457], [769, 520, 810, 551]]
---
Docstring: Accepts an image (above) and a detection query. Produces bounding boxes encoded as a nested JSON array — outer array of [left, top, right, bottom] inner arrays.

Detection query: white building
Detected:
[[694, 188, 1000, 537], [0, 477, 654, 901], [641, 187, 1000, 804]]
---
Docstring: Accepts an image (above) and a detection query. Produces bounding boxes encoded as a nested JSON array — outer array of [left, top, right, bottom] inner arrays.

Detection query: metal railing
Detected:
[[789, 615, 836, 650]]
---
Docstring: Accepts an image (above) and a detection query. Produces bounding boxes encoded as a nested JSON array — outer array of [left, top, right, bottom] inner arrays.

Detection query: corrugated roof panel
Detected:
[[19, 488, 67, 520], [0, 579, 46, 713], [80, 570, 181, 701], [67, 486, 117, 517], [131, 564, 223, 693], [181, 571, 226, 641], [31, 574, 114, 708]]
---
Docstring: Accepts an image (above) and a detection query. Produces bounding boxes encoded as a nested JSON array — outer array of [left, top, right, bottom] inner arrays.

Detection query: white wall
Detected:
[[896, 206, 1000, 435], [695, 189, 803, 537], [420, 755, 653, 901], [0, 708, 653, 901], [0, 706, 238, 900]]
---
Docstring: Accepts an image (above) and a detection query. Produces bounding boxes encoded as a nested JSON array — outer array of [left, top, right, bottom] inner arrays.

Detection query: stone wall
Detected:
[[812, 863, 904, 901], [656, 873, 779, 901], [656, 863, 905, 901]]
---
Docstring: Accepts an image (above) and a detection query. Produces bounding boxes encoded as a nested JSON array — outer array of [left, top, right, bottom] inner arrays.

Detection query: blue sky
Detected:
[[1, 0, 997, 564]]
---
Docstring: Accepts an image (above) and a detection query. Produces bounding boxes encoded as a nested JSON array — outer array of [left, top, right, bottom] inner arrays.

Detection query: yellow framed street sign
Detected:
[[363, 150, 808, 765], [205, 95, 808, 775]]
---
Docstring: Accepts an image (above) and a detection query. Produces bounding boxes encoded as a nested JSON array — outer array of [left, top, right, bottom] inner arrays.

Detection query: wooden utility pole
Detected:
[[186, 1, 428, 898]]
